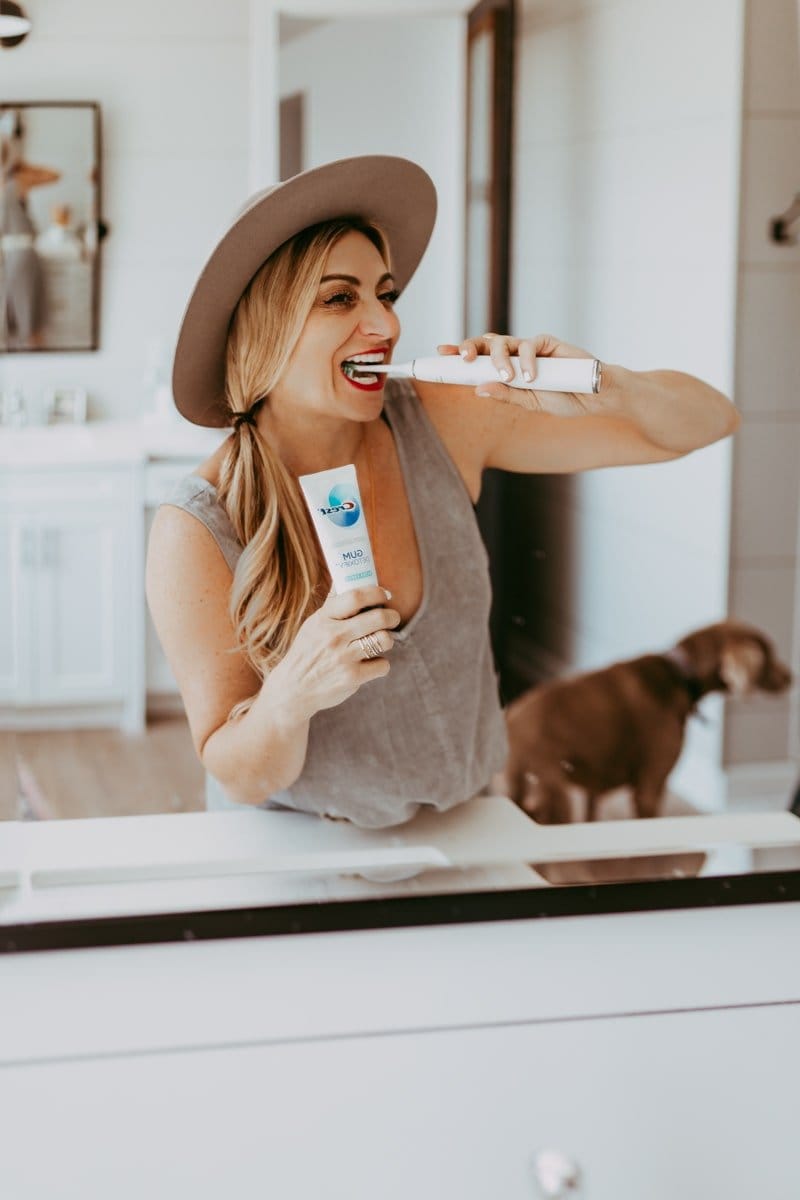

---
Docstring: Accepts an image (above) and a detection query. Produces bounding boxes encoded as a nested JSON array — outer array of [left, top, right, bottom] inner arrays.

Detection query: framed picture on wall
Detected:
[[0, 101, 103, 353]]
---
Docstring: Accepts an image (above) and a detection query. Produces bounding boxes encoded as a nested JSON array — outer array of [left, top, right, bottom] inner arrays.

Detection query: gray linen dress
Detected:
[[160, 375, 509, 829]]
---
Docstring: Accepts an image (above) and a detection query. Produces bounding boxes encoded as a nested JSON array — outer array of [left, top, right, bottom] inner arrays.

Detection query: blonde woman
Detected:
[[146, 155, 739, 829]]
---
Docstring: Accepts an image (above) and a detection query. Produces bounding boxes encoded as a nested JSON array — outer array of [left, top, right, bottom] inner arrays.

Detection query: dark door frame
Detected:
[[465, 0, 516, 695]]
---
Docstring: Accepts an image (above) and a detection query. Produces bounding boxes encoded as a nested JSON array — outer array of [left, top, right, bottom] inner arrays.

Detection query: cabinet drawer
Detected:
[[2, 1003, 799, 1198]]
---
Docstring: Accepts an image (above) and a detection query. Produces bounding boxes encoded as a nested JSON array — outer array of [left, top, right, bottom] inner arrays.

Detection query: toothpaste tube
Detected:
[[298, 463, 378, 594]]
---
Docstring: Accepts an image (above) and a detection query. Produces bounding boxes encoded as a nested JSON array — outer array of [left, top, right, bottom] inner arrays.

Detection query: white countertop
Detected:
[[0, 797, 547, 924], [0, 415, 229, 467], [2, 799, 800, 926]]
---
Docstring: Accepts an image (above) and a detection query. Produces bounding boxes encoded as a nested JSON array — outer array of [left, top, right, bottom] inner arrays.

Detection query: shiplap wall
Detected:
[[0, 0, 252, 418], [511, 0, 746, 806], [726, 0, 800, 792], [279, 13, 466, 364]]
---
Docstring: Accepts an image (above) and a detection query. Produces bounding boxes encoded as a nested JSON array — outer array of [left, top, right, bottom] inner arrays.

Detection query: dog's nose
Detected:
[[767, 664, 793, 691]]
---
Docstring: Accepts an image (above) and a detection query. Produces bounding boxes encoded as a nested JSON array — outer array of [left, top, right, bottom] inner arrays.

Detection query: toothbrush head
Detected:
[[342, 360, 394, 378]]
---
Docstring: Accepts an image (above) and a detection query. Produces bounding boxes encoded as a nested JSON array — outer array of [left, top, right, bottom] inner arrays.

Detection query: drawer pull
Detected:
[[533, 1149, 582, 1197]]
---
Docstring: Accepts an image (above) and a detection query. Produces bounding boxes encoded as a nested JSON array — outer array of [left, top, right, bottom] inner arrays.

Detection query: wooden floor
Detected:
[[4, 715, 206, 821]]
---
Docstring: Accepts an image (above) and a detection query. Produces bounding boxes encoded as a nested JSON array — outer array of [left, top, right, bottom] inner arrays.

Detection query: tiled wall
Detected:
[[0, 0, 252, 419], [509, 0, 746, 807], [726, 0, 800, 780]]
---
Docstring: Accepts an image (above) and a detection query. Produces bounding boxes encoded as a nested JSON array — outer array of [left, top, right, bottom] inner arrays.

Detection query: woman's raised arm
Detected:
[[424, 334, 740, 481]]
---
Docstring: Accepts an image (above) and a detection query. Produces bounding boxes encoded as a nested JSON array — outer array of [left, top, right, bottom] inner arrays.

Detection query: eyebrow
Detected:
[[320, 273, 396, 286]]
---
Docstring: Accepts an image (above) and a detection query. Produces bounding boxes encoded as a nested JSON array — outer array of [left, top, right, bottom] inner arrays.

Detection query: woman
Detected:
[[146, 154, 739, 829], [0, 128, 60, 350]]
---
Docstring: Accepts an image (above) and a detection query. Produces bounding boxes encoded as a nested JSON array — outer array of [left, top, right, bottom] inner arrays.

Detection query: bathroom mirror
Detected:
[[3, 0, 800, 944], [0, 101, 101, 352]]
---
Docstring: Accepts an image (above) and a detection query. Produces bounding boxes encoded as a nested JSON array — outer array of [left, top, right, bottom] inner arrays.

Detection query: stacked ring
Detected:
[[357, 633, 384, 660]]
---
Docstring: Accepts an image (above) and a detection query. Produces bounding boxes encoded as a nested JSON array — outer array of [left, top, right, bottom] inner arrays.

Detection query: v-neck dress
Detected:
[[160, 375, 509, 829]]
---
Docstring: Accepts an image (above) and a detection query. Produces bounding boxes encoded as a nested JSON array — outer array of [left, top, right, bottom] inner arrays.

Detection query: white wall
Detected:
[[278, 14, 466, 361], [0, 1, 466, 417], [0, 0, 252, 419], [726, 0, 800, 781], [511, 0, 746, 807]]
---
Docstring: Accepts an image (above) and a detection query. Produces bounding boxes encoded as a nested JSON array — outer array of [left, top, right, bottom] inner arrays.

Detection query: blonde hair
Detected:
[[217, 215, 392, 720]]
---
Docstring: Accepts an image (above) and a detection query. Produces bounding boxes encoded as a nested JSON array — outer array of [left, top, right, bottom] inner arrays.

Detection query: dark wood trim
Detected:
[[4, 870, 800, 955], [465, 1, 515, 338], [468, 0, 513, 27], [465, 1, 516, 688], [492, 1, 514, 336], [0, 100, 103, 353]]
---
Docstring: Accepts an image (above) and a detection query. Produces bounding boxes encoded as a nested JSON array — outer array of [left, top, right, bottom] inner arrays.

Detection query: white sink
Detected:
[[0, 418, 227, 467]]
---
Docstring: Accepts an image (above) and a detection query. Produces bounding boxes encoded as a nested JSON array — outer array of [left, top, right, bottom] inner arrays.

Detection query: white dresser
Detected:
[[1, 896, 799, 1199], [2, 797, 800, 1197]]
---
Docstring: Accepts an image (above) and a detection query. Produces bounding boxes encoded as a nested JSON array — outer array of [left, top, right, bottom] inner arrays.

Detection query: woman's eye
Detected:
[[323, 289, 399, 307], [324, 291, 353, 306]]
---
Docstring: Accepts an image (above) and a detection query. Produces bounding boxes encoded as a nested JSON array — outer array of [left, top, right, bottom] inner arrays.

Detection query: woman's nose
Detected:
[[359, 298, 399, 336]]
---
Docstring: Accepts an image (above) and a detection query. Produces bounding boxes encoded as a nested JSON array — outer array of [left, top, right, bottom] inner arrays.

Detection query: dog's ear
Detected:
[[719, 640, 765, 696]]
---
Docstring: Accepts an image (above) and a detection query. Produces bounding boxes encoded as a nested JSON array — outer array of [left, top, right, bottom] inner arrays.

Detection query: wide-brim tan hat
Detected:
[[172, 154, 437, 428]]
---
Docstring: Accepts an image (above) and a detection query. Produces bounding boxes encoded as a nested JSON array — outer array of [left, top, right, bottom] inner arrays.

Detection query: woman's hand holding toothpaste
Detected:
[[271, 585, 400, 722]]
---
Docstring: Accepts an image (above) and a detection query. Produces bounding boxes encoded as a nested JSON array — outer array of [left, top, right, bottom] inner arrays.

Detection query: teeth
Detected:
[[341, 354, 384, 383], [343, 363, 379, 382]]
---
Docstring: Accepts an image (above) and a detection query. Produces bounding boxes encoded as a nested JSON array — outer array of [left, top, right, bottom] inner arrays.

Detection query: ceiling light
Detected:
[[0, 2, 32, 46]]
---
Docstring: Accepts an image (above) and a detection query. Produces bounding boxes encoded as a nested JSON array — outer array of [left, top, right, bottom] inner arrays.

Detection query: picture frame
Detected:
[[0, 100, 103, 354], [44, 385, 87, 425]]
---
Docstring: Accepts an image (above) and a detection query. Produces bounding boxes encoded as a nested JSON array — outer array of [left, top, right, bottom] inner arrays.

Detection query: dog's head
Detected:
[[676, 620, 792, 698]]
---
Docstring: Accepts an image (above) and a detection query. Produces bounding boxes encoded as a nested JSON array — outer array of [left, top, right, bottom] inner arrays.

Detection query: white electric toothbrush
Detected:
[[343, 354, 601, 394]]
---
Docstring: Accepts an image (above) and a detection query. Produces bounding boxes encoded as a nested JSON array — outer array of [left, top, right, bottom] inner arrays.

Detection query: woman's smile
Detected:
[[338, 346, 392, 391]]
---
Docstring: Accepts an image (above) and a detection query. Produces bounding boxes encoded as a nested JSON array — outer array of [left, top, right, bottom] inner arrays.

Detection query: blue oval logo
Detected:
[[319, 483, 360, 527]]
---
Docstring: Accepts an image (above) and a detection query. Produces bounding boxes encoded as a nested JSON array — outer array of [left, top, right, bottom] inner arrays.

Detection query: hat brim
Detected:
[[172, 155, 437, 428]]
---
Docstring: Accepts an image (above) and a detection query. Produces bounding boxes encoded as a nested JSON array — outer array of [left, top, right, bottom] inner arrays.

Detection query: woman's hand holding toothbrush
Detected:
[[436, 332, 616, 418]]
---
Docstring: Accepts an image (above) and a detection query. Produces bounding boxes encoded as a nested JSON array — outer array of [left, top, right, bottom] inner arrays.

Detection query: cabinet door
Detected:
[[143, 504, 178, 695], [1, 1003, 799, 1199], [33, 506, 132, 704], [143, 459, 203, 699], [0, 513, 35, 704]]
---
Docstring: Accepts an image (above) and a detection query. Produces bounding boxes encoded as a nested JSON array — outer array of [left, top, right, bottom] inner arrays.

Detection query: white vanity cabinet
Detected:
[[8, 1002, 790, 1198], [2, 902, 800, 1198], [0, 419, 225, 732], [0, 465, 144, 731]]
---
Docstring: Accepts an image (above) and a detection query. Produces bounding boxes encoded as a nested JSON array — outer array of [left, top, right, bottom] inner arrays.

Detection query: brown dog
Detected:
[[500, 619, 792, 825]]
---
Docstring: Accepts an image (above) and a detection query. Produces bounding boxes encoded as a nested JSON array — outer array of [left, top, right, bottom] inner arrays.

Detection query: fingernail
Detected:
[[460, 348, 469, 358], [523, 370, 533, 382], [501, 368, 512, 381], [476, 389, 491, 397], [383, 588, 393, 600]]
